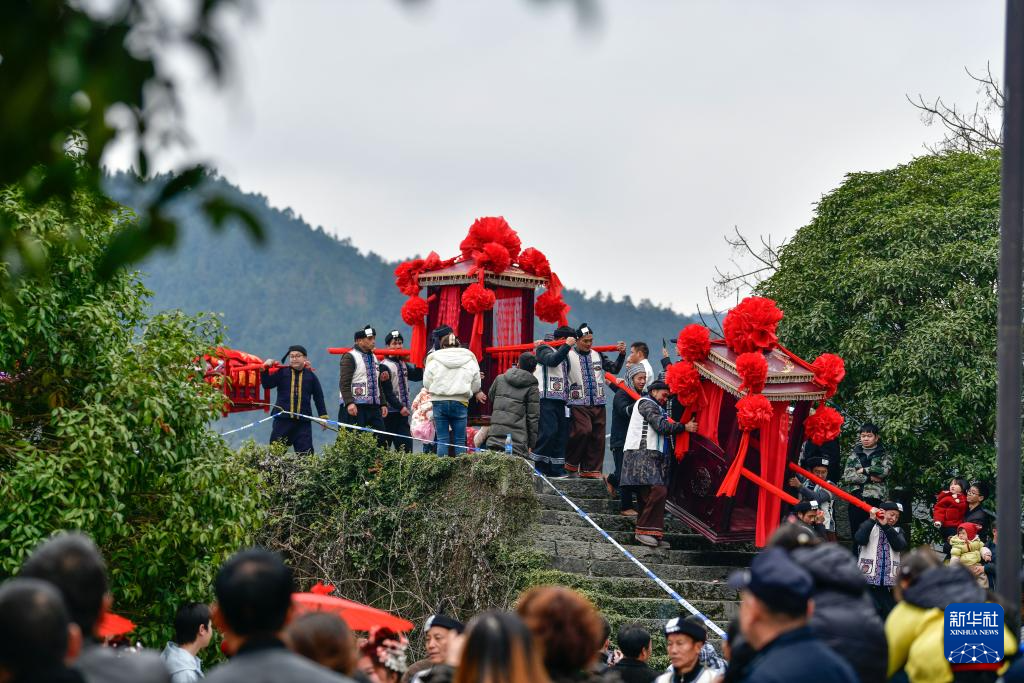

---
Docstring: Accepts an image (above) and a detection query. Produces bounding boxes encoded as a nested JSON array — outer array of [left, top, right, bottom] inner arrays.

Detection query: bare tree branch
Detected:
[[711, 226, 785, 301], [909, 62, 1004, 153]]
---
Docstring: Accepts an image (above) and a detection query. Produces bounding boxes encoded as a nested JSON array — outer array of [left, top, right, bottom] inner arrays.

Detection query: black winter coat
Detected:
[[609, 386, 638, 452], [610, 658, 658, 683], [737, 626, 857, 683], [791, 543, 888, 683]]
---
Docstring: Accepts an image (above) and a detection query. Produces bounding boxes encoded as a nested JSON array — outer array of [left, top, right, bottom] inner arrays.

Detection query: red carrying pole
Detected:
[[605, 372, 640, 400], [486, 340, 620, 354], [328, 347, 412, 357], [741, 468, 798, 505], [788, 461, 878, 516]]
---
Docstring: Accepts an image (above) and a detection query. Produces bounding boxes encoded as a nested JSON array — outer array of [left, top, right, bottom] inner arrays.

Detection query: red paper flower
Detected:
[[804, 405, 844, 445], [736, 393, 773, 432], [460, 216, 522, 262], [811, 353, 846, 399], [394, 258, 425, 297], [517, 247, 552, 279], [536, 288, 570, 324], [722, 296, 784, 354], [401, 296, 429, 325], [472, 241, 512, 274], [461, 282, 496, 314], [676, 324, 711, 362], [736, 352, 768, 394], [665, 361, 702, 406]]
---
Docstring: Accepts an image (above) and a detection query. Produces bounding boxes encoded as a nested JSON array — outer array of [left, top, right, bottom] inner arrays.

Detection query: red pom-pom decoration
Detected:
[[461, 282, 496, 314], [804, 405, 844, 445], [517, 247, 552, 279], [665, 361, 702, 406], [722, 296, 784, 354], [536, 288, 570, 324], [394, 258, 425, 297], [676, 324, 711, 362], [736, 393, 773, 432], [472, 241, 512, 274], [736, 352, 768, 395], [460, 216, 522, 263], [811, 353, 846, 399], [401, 296, 429, 325]]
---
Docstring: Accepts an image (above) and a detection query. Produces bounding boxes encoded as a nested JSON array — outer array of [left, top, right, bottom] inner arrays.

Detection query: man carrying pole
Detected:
[[379, 329, 422, 452], [339, 324, 388, 447], [565, 323, 625, 479], [261, 345, 328, 454]]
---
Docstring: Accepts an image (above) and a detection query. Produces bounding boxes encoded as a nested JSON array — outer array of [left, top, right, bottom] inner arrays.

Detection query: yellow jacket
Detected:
[[950, 535, 984, 566], [887, 567, 1016, 682]]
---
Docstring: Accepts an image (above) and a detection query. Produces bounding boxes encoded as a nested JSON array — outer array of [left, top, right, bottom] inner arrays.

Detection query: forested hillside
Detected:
[[107, 172, 699, 441]]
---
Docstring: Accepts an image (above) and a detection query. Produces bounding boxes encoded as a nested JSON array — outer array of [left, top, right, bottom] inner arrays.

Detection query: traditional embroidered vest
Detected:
[[624, 397, 666, 453], [534, 356, 569, 401], [346, 349, 380, 405], [567, 348, 605, 406], [380, 357, 410, 409]]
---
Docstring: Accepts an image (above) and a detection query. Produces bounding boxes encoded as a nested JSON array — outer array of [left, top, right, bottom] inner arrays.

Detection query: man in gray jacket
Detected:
[[206, 549, 352, 683], [485, 352, 540, 457]]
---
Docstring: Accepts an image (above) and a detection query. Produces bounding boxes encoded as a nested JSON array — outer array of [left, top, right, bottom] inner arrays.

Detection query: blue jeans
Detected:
[[432, 400, 468, 456]]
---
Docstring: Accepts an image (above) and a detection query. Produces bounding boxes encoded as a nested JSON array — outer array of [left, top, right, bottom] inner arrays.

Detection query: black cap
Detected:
[[646, 379, 669, 392], [793, 500, 819, 513], [880, 501, 903, 512], [728, 547, 813, 616], [385, 330, 404, 344], [281, 345, 308, 363], [663, 615, 707, 642], [553, 325, 576, 340], [576, 323, 593, 337], [804, 457, 829, 469], [354, 325, 376, 341], [424, 614, 464, 633], [859, 422, 880, 435]]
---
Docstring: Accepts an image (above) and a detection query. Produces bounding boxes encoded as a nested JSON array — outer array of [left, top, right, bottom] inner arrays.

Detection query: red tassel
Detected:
[[410, 320, 427, 368], [674, 406, 695, 461], [716, 432, 750, 497], [469, 311, 485, 360]]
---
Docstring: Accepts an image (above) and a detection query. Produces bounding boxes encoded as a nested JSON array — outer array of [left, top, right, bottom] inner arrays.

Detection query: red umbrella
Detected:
[[97, 611, 136, 638], [292, 583, 414, 632]]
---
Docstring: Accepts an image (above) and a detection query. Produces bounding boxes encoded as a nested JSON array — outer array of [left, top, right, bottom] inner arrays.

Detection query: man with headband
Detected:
[[530, 325, 576, 477], [565, 323, 625, 478], [261, 344, 328, 454], [339, 324, 388, 447], [379, 330, 423, 452]]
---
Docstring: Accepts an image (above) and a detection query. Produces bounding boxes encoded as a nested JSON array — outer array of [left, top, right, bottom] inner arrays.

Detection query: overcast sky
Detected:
[[107, 0, 1006, 313]]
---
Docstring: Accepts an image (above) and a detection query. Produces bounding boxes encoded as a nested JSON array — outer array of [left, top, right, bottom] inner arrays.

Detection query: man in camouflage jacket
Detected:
[[842, 422, 892, 545]]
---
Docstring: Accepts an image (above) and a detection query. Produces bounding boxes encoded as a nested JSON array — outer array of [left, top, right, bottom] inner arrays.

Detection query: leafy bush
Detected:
[[0, 186, 266, 646], [247, 432, 543, 631]]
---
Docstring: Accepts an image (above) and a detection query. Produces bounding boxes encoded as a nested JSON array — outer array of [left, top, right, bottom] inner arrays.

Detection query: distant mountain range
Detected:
[[107, 172, 700, 443]]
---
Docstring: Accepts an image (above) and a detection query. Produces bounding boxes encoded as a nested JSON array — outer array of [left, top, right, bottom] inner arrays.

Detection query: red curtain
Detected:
[[438, 286, 462, 331], [755, 401, 792, 547], [697, 383, 723, 447], [492, 288, 524, 375]]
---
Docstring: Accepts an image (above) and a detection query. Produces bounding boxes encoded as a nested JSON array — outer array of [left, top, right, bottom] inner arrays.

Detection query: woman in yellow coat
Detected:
[[887, 549, 1016, 682]]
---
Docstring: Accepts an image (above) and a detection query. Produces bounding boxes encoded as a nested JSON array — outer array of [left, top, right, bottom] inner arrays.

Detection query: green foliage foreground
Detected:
[[0, 186, 265, 645], [247, 433, 544, 630], [759, 151, 1001, 519]]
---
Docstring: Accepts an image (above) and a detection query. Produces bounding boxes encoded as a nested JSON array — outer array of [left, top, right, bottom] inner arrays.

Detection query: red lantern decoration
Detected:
[[804, 405, 844, 446], [810, 353, 846, 399], [736, 352, 768, 395], [401, 296, 430, 367], [462, 282, 495, 360], [676, 324, 711, 362], [722, 296, 784, 354], [665, 361, 701, 406]]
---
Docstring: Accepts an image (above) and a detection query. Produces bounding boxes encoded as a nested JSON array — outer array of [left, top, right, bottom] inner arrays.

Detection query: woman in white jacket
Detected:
[[422, 334, 486, 456]]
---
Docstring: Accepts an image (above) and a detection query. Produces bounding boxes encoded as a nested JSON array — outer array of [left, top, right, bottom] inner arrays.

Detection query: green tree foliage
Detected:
[[0, 185, 266, 645], [0, 0, 261, 292], [248, 432, 543, 632], [759, 151, 1000, 504]]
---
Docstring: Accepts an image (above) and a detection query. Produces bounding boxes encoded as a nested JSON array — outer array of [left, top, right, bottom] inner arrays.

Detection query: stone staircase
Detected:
[[531, 475, 753, 664]]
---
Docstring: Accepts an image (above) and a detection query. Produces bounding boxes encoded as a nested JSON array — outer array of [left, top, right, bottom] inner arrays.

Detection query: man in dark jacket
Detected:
[[963, 480, 992, 543], [791, 542, 888, 683], [20, 533, 171, 683], [607, 364, 646, 517], [261, 345, 328, 454], [379, 330, 424, 452], [729, 548, 857, 683], [531, 326, 576, 477], [206, 549, 351, 683], [841, 422, 891, 547], [339, 324, 388, 448], [855, 502, 908, 618], [611, 624, 658, 683], [485, 353, 540, 457]]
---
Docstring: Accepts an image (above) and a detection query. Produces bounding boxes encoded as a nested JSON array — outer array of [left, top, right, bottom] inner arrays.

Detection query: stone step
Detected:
[[588, 594, 740, 622], [527, 569, 739, 601], [539, 508, 692, 533], [534, 476, 609, 498], [534, 537, 754, 568], [547, 555, 735, 582], [534, 523, 752, 553], [536, 492, 624, 513]]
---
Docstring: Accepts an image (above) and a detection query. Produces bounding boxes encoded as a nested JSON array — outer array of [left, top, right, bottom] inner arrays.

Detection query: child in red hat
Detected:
[[949, 522, 991, 588]]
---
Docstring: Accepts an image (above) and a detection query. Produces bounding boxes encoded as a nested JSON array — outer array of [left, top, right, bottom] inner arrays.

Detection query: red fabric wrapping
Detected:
[[697, 383, 722, 446], [674, 405, 696, 461], [717, 432, 751, 497], [755, 401, 792, 547], [717, 394, 772, 498]]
